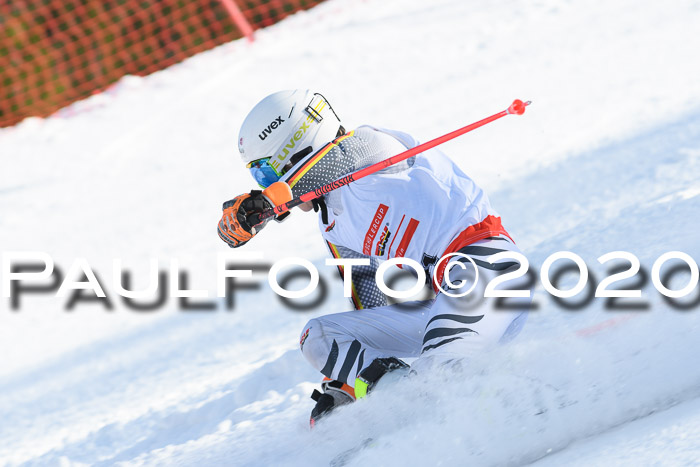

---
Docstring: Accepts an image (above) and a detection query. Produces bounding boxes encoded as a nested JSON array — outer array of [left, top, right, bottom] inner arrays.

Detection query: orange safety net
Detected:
[[0, 0, 326, 127]]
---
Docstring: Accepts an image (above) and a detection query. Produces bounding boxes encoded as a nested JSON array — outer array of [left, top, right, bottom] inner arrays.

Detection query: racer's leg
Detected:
[[419, 236, 531, 360], [300, 301, 429, 387]]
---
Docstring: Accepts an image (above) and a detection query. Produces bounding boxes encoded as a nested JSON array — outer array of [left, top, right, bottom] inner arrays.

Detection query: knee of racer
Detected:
[[298, 318, 331, 372]]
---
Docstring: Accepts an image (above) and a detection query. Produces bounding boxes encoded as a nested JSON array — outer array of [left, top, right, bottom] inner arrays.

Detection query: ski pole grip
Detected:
[[251, 181, 294, 225]]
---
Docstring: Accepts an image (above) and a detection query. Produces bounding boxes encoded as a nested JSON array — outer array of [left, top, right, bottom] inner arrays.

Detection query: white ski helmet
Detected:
[[238, 90, 342, 187]]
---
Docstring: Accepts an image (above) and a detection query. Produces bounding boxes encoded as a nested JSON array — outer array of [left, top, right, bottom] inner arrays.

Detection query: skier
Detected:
[[218, 90, 530, 426]]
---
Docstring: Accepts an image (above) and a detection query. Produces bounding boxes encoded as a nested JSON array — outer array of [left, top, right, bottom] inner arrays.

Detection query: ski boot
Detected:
[[354, 357, 409, 399], [310, 358, 409, 427], [309, 378, 355, 428]]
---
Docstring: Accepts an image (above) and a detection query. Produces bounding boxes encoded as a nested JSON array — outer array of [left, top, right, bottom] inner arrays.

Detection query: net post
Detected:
[[218, 0, 256, 42]]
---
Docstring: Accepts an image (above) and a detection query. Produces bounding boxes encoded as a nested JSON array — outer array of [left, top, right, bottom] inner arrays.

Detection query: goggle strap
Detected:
[[305, 98, 324, 122]]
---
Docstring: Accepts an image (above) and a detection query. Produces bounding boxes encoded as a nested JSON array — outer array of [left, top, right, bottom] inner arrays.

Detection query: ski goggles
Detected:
[[246, 157, 281, 188]]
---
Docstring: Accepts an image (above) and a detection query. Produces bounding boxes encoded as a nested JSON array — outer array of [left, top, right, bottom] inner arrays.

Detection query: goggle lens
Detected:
[[247, 158, 280, 188]]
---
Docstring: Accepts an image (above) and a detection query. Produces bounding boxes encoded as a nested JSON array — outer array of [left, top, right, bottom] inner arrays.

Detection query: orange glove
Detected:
[[217, 191, 272, 248]]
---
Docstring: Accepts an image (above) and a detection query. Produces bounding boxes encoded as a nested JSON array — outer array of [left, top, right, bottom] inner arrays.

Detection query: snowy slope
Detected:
[[1, 0, 700, 465], [534, 396, 700, 466]]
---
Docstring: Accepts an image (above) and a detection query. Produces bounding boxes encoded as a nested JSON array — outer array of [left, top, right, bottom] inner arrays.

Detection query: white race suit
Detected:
[[281, 126, 530, 387]]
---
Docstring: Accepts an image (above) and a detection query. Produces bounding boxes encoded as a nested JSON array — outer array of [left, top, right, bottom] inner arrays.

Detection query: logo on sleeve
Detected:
[[375, 225, 391, 256], [363, 204, 389, 255]]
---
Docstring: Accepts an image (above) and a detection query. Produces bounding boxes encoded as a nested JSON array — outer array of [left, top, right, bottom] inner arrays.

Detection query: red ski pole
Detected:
[[257, 99, 531, 222]]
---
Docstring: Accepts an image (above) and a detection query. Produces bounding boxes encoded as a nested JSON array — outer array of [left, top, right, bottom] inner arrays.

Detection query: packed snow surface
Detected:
[[1, 0, 700, 465]]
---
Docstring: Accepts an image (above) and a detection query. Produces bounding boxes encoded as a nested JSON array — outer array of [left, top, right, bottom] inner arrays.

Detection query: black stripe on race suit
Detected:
[[337, 340, 362, 383], [426, 314, 484, 327], [421, 336, 464, 353], [484, 236, 511, 242], [422, 327, 478, 345], [458, 245, 509, 256], [356, 349, 366, 378], [472, 258, 519, 271], [451, 247, 519, 271], [321, 340, 339, 379]]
